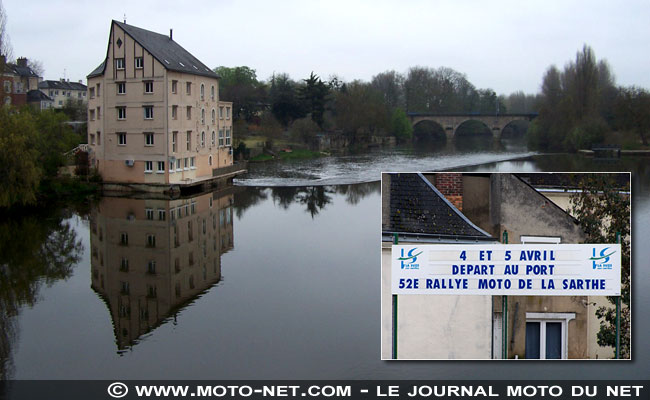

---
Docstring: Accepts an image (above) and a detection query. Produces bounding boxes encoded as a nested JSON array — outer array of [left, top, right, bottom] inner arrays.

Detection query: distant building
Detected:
[[26, 89, 54, 110], [87, 20, 239, 189], [1, 56, 41, 106], [38, 79, 87, 108]]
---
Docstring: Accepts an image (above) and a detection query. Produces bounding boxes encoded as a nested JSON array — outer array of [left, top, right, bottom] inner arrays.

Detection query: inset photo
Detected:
[[381, 172, 630, 360]]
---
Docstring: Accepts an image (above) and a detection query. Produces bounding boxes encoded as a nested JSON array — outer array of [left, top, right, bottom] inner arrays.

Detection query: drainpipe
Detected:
[[502, 230, 508, 359], [392, 233, 398, 360]]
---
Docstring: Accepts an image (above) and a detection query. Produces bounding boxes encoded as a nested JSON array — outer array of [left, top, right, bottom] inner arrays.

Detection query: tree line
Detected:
[[529, 45, 649, 151], [214, 65, 515, 144]]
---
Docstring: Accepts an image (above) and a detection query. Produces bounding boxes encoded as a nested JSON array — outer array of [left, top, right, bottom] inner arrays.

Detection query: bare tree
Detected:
[[0, 0, 13, 61], [27, 59, 44, 77]]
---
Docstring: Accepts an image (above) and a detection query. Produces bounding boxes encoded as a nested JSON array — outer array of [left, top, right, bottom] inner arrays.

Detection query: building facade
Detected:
[[38, 79, 87, 108], [1, 56, 41, 106], [87, 21, 234, 187]]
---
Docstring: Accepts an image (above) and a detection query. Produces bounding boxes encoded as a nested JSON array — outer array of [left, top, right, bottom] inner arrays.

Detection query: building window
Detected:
[[157, 161, 165, 173], [200, 83, 205, 101], [3, 81, 11, 93], [172, 105, 177, 119], [135, 57, 144, 69], [120, 258, 129, 272], [211, 85, 215, 101], [147, 260, 156, 274], [158, 209, 166, 220], [225, 129, 231, 146], [117, 107, 126, 120], [117, 82, 126, 94], [97, 83, 101, 96], [89, 109, 95, 120], [171, 80, 177, 93], [218, 129, 224, 146], [201, 131, 205, 147], [201, 108, 205, 125], [525, 313, 575, 359], [186, 82, 191, 95], [184, 157, 189, 170], [209, 155, 212, 166], [147, 284, 157, 298], [219, 106, 224, 119], [90, 133, 96, 145], [211, 109, 216, 125], [144, 106, 153, 119], [190, 157, 195, 169], [176, 159, 182, 171], [186, 106, 191, 120], [146, 234, 156, 248], [172, 131, 177, 152], [145, 161, 153, 173], [145, 133, 154, 146], [145, 208, 154, 220], [211, 130, 215, 146], [144, 81, 153, 94], [169, 161, 175, 173], [97, 131, 101, 145], [188, 221, 193, 242], [226, 107, 230, 119], [186, 131, 191, 151], [115, 58, 125, 70], [97, 106, 101, 119], [120, 232, 129, 246], [121, 281, 130, 295], [118, 132, 126, 145]]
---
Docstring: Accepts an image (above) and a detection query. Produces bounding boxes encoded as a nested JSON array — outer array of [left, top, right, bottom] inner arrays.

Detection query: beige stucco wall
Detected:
[[381, 243, 493, 359], [88, 22, 233, 185]]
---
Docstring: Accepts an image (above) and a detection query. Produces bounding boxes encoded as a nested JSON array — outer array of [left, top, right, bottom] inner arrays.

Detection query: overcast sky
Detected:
[[4, 0, 650, 94]]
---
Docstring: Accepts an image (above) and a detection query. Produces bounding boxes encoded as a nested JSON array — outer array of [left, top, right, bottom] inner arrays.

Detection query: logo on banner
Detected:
[[590, 247, 615, 270], [398, 248, 422, 270]]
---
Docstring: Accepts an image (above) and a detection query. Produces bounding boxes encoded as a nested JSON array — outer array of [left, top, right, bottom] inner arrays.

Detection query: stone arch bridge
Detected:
[[408, 112, 538, 141]]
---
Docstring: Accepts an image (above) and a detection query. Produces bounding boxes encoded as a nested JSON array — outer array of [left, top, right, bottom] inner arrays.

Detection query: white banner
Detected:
[[391, 244, 621, 296]]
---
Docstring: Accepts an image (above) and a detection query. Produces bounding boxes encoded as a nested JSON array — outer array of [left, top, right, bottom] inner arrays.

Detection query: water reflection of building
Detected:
[[89, 189, 234, 351]]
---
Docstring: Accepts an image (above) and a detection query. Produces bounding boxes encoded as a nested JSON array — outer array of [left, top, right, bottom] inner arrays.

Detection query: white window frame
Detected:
[[145, 133, 154, 146], [190, 157, 196, 169], [118, 132, 127, 146], [144, 106, 154, 120], [157, 161, 165, 174], [115, 58, 125, 70], [117, 82, 126, 95], [172, 131, 177, 152], [144, 161, 153, 173], [135, 57, 144, 69], [218, 129, 224, 146], [525, 312, 575, 360], [117, 107, 126, 120], [144, 81, 154, 94], [225, 128, 231, 146]]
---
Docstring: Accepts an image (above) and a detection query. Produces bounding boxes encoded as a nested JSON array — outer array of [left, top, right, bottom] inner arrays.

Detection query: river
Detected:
[[0, 147, 648, 380]]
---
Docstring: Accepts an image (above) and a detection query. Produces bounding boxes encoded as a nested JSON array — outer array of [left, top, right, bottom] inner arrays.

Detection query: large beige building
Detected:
[[87, 21, 236, 188]]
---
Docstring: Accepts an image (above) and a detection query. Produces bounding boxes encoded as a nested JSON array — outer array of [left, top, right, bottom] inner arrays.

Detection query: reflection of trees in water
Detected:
[[235, 182, 380, 219], [334, 182, 381, 205], [0, 211, 83, 380], [233, 187, 268, 218]]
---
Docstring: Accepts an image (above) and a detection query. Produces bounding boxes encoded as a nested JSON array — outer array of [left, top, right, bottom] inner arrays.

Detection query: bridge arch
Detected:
[[500, 119, 530, 141], [413, 120, 447, 142], [453, 119, 494, 140]]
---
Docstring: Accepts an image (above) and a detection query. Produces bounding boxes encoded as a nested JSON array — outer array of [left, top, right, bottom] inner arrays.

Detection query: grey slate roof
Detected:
[[27, 90, 53, 102], [385, 173, 494, 240], [88, 21, 218, 79], [38, 80, 87, 91], [3, 63, 39, 77]]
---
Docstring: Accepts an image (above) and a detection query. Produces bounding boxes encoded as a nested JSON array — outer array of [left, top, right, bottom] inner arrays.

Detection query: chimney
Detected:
[[17, 57, 28, 67], [169, 29, 173, 40], [434, 173, 464, 211]]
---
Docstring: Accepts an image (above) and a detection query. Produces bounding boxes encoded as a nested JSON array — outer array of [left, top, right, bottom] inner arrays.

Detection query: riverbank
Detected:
[[250, 149, 325, 162]]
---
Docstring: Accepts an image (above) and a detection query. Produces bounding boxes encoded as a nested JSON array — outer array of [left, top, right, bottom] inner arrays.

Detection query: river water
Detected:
[[1, 146, 648, 380]]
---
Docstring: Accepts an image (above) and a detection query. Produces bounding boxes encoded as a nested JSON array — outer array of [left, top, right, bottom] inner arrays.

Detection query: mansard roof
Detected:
[[87, 21, 218, 79]]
